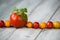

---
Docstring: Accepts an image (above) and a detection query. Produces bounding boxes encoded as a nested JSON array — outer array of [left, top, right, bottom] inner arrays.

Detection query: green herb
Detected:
[[13, 7, 27, 13], [21, 13, 27, 21], [13, 7, 27, 21], [20, 8, 27, 13]]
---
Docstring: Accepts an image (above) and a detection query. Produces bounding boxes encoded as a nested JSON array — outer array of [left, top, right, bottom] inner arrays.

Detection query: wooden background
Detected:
[[0, 0, 60, 40]]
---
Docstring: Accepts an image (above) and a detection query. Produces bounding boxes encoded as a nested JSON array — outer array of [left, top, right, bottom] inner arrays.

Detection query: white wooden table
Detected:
[[0, 0, 60, 40]]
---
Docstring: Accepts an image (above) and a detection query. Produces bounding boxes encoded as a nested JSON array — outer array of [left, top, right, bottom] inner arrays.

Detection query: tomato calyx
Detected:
[[13, 7, 27, 21]]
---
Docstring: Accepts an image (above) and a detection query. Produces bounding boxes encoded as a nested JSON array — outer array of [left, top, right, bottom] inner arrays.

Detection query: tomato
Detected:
[[33, 22, 39, 29], [5, 20, 10, 28], [10, 8, 28, 28], [53, 21, 60, 29], [10, 13, 27, 28], [40, 22, 47, 29], [47, 21, 53, 29], [0, 20, 5, 27], [27, 22, 33, 28]]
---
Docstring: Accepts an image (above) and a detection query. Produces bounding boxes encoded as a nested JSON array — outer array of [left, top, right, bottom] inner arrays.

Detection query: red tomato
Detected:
[[10, 13, 27, 28], [33, 22, 39, 29], [47, 21, 53, 29], [0, 20, 5, 27]]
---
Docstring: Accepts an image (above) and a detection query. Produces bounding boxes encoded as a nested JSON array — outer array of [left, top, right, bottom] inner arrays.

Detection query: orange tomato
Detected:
[[27, 22, 33, 28], [40, 22, 47, 29], [5, 20, 10, 27], [53, 21, 60, 29]]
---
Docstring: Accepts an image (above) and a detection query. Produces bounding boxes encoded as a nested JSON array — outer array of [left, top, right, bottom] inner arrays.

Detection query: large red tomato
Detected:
[[10, 13, 27, 28], [10, 8, 28, 28]]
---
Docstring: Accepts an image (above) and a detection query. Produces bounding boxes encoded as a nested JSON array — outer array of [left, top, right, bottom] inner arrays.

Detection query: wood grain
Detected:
[[0, 28, 16, 40], [8, 28, 41, 40], [36, 29, 60, 40]]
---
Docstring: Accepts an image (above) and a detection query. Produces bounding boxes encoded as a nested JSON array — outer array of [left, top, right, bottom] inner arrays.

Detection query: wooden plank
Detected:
[[0, 28, 5, 32], [8, 28, 41, 40], [36, 29, 60, 40], [28, 0, 60, 22], [0, 28, 16, 40], [51, 8, 60, 21]]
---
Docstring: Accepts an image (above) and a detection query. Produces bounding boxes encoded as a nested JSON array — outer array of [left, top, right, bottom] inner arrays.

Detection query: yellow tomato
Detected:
[[53, 21, 60, 29], [27, 22, 33, 28], [40, 22, 47, 29], [5, 20, 10, 27]]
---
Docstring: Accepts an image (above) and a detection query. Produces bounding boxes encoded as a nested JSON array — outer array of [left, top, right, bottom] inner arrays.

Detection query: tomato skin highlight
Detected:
[[10, 13, 27, 28], [47, 21, 53, 29], [33, 22, 39, 29], [0, 20, 5, 27]]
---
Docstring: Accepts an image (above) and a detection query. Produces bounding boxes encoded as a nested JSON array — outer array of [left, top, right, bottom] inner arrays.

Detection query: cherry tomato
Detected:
[[0, 20, 5, 27], [47, 21, 53, 29], [33, 22, 39, 29], [53, 21, 60, 29], [5, 20, 10, 28], [40, 22, 47, 29], [27, 22, 33, 28]]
